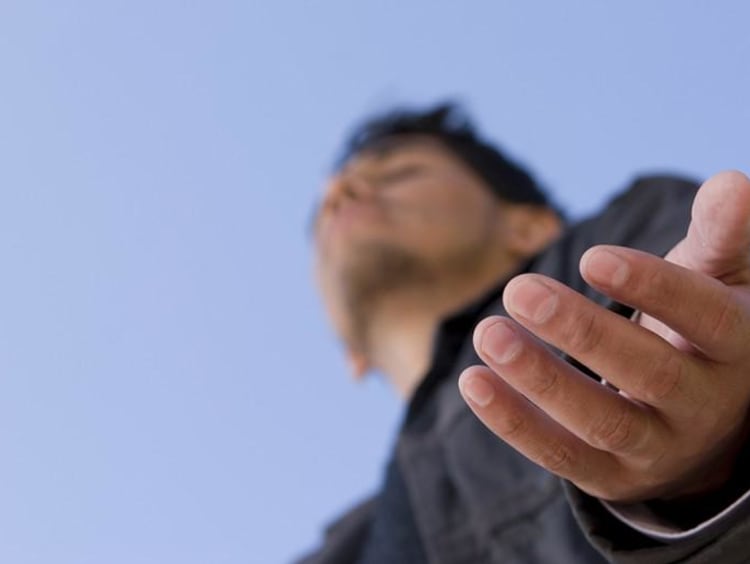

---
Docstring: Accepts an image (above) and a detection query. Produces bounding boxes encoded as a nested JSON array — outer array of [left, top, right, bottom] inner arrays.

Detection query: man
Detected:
[[300, 103, 750, 563]]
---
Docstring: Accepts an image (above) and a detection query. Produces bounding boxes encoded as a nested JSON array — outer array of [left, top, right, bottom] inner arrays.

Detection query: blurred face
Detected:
[[311, 137, 511, 351], [314, 138, 507, 270]]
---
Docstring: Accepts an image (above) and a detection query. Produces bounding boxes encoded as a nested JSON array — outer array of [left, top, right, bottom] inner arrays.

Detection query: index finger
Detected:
[[581, 245, 750, 363]]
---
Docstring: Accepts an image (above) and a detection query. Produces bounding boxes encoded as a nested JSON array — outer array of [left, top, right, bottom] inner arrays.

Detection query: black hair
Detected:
[[336, 102, 560, 214]]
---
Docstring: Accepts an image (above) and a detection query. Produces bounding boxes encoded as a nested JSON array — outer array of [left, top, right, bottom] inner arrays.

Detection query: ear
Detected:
[[502, 205, 563, 258]]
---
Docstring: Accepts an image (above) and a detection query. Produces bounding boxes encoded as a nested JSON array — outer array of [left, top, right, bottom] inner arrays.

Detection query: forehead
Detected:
[[340, 135, 461, 172]]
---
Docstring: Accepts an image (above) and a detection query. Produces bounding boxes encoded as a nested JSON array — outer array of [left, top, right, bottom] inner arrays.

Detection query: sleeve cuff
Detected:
[[601, 486, 750, 542]]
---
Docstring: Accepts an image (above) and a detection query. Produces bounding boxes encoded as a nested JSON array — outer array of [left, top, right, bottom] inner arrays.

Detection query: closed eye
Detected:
[[375, 164, 425, 187]]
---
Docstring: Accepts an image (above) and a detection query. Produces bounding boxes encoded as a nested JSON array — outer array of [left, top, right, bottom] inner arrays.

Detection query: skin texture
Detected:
[[312, 137, 561, 397], [459, 170, 750, 503]]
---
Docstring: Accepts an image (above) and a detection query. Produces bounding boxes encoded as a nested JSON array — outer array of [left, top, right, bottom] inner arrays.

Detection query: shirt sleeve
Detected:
[[601, 490, 750, 541], [564, 479, 750, 563]]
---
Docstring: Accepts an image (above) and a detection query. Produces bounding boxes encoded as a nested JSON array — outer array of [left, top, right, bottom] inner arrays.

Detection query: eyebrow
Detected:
[[357, 136, 430, 161], [362, 138, 408, 159]]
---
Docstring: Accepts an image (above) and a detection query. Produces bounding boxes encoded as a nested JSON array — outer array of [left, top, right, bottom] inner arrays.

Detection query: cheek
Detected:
[[420, 191, 492, 235], [397, 187, 469, 225], [393, 186, 486, 241], [427, 177, 491, 216]]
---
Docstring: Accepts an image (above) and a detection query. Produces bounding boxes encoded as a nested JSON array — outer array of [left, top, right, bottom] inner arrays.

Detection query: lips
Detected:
[[332, 199, 385, 229], [316, 200, 388, 253]]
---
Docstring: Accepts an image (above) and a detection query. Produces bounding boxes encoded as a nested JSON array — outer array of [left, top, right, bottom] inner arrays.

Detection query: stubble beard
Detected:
[[330, 238, 492, 357]]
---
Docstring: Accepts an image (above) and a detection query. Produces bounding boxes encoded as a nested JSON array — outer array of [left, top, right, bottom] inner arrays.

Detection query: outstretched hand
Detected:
[[459, 171, 750, 503]]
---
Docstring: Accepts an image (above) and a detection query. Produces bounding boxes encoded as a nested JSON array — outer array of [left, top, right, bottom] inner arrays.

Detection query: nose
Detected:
[[322, 172, 376, 211]]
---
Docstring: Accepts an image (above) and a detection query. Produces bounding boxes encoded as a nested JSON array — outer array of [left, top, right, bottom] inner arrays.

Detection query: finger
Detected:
[[458, 364, 620, 498], [581, 245, 750, 362], [670, 170, 750, 283], [501, 274, 705, 412], [472, 316, 666, 457]]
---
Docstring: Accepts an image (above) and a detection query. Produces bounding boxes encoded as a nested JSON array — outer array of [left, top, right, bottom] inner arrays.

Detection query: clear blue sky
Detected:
[[1, 2, 749, 563]]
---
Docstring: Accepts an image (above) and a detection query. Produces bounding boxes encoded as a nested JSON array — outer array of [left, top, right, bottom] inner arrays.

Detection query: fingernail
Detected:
[[588, 249, 630, 288], [508, 279, 558, 324], [461, 374, 495, 407], [481, 322, 522, 364]]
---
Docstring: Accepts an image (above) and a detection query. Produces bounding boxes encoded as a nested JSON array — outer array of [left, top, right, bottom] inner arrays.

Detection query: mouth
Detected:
[[316, 200, 389, 253], [328, 200, 385, 231]]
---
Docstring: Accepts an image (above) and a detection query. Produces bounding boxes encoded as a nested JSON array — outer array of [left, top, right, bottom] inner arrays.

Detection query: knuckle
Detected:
[[587, 407, 636, 453], [527, 362, 561, 398], [703, 289, 742, 344], [537, 441, 572, 474], [563, 310, 604, 356], [637, 351, 684, 404], [500, 409, 527, 438]]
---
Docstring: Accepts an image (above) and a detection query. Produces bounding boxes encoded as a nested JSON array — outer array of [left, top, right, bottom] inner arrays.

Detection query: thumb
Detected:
[[666, 170, 750, 285]]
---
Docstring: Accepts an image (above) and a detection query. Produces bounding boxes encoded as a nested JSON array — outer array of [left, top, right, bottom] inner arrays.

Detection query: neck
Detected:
[[365, 266, 513, 400], [366, 299, 442, 399]]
